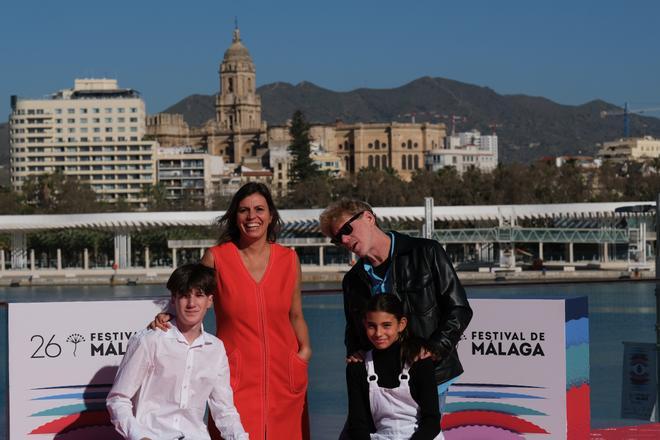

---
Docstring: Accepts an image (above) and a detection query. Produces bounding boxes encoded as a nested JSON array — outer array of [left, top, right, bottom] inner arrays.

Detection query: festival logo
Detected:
[[66, 333, 85, 357]]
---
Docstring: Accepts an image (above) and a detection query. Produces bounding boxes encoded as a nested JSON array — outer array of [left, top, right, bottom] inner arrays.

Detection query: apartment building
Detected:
[[597, 136, 660, 163], [156, 146, 224, 207], [426, 129, 498, 173], [9, 79, 157, 206]]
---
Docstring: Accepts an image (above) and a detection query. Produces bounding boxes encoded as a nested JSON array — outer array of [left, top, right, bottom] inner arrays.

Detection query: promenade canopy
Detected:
[[0, 201, 653, 233]]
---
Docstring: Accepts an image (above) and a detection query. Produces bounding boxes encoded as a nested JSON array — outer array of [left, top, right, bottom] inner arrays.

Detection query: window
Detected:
[[55, 109, 62, 114], [67, 118, 75, 123], [80, 118, 88, 124], [93, 118, 100, 123], [117, 117, 125, 123], [93, 108, 100, 113], [105, 127, 113, 132], [105, 117, 112, 123], [117, 108, 125, 113], [105, 108, 112, 113], [80, 108, 88, 114], [401, 155, 406, 169], [130, 108, 138, 113], [130, 117, 138, 123], [67, 108, 75, 114]]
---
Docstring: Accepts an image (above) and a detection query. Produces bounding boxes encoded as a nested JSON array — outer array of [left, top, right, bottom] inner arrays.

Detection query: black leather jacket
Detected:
[[342, 231, 473, 384]]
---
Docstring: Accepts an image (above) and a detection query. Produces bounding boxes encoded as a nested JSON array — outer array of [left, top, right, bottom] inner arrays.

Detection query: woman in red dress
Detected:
[[156, 182, 311, 439]]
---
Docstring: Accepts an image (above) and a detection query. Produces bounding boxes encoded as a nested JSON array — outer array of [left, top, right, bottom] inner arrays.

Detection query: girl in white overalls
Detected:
[[346, 294, 443, 440]]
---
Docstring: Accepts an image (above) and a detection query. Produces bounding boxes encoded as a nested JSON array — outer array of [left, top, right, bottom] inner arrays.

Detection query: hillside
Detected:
[[161, 77, 660, 163]]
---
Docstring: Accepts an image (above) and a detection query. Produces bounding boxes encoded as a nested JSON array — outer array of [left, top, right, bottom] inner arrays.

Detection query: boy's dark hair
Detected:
[[166, 263, 217, 297], [366, 294, 423, 366]]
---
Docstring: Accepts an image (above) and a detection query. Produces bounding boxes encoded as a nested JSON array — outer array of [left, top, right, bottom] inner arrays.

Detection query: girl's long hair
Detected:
[[365, 294, 423, 366], [216, 182, 282, 244]]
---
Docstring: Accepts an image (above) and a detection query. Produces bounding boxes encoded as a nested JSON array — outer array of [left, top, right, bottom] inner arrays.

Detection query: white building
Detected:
[[9, 79, 158, 206], [426, 129, 498, 173], [156, 146, 224, 207]]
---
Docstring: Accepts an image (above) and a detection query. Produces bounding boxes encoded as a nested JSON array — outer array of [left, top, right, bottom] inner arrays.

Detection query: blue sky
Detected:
[[2, 0, 660, 117]]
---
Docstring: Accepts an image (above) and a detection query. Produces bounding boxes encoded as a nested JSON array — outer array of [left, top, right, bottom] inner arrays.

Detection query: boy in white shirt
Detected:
[[107, 263, 248, 440]]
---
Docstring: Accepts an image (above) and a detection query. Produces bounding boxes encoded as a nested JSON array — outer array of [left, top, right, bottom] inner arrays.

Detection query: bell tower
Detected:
[[216, 25, 262, 132]]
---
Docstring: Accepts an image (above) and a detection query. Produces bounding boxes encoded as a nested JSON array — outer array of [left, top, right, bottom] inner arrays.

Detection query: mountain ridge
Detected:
[[162, 77, 660, 163]]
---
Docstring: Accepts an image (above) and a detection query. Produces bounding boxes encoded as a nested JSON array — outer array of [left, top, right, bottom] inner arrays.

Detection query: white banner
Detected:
[[444, 297, 590, 440], [9, 299, 167, 439]]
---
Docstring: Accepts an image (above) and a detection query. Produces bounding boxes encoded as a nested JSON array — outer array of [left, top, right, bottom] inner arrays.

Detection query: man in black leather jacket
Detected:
[[320, 199, 473, 391]]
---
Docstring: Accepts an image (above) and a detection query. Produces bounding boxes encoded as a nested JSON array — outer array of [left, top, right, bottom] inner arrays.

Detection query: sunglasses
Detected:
[[331, 211, 366, 245]]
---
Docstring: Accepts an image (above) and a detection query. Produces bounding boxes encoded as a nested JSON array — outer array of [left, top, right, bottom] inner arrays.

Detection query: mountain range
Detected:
[[2, 77, 659, 174], [162, 76, 660, 163]]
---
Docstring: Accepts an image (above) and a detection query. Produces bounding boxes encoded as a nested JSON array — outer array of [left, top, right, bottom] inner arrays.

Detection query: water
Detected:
[[1, 281, 657, 439]]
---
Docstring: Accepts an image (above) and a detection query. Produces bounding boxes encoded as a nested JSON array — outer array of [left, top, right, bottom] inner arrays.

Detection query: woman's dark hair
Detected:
[[216, 182, 282, 244], [366, 294, 423, 366], [167, 263, 216, 296]]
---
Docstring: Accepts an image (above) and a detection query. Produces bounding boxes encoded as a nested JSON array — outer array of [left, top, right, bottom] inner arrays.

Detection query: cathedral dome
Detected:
[[223, 28, 253, 63]]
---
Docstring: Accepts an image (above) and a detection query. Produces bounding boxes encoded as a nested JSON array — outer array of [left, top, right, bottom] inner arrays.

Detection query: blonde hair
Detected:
[[319, 199, 375, 237]]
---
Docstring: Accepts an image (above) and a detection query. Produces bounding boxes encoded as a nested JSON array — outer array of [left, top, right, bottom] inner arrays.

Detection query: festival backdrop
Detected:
[[9, 300, 167, 439], [443, 297, 590, 440]]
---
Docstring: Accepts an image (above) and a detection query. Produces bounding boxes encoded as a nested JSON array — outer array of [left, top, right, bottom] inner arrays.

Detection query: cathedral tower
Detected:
[[216, 26, 262, 132]]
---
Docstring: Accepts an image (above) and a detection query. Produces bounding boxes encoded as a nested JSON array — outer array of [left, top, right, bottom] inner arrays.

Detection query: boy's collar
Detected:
[[167, 319, 212, 347]]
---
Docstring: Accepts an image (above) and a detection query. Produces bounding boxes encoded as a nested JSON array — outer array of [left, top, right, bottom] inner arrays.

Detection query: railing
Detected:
[[408, 227, 630, 243]]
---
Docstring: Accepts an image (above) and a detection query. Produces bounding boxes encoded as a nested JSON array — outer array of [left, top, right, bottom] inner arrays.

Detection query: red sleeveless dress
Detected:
[[209, 242, 309, 439]]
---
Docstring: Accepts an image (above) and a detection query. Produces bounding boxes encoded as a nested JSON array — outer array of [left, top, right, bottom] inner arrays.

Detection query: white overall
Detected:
[[365, 351, 443, 440]]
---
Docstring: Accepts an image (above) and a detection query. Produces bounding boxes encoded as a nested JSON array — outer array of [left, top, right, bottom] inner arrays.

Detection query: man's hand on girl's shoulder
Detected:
[[346, 350, 366, 363]]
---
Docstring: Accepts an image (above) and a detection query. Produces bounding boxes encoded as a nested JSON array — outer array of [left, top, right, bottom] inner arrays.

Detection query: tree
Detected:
[[141, 183, 172, 211], [283, 174, 334, 208], [288, 110, 319, 183], [21, 171, 104, 214], [354, 168, 407, 207], [0, 187, 22, 214]]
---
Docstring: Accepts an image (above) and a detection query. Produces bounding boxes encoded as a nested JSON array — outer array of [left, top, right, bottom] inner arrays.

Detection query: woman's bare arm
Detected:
[[201, 248, 215, 268], [289, 254, 312, 361]]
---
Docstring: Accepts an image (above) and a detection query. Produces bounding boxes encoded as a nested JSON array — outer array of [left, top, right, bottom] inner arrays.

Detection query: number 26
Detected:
[[30, 335, 62, 358]]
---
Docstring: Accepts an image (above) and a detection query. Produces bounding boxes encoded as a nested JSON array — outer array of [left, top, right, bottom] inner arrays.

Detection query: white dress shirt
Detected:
[[107, 322, 249, 440]]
